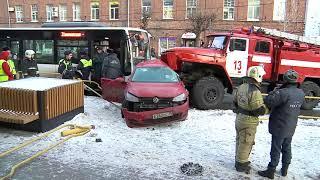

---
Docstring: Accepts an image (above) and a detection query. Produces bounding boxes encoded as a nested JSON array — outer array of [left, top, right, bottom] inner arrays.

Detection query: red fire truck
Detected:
[[161, 27, 320, 110]]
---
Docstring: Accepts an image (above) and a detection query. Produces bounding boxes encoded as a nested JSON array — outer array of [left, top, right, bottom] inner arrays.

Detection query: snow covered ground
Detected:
[[0, 96, 320, 180]]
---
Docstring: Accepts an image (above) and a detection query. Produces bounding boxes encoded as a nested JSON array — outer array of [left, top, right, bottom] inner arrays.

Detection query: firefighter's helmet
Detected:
[[283, 69, 298, 83], [25, 50, 35, 59], [247, 66, 266, 83]]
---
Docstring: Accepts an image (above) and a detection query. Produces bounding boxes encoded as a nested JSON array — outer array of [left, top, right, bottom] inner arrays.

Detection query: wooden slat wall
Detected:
[[0, 87, 38, 124], [44, 81, 84, 120], [0, 88, 38, 114]]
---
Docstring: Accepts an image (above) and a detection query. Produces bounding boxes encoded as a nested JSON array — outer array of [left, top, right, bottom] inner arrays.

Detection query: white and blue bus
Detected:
[[0, 22, 151, 78]]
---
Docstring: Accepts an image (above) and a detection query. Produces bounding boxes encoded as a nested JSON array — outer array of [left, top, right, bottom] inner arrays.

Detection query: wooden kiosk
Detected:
[[0, 77, 84, 132]]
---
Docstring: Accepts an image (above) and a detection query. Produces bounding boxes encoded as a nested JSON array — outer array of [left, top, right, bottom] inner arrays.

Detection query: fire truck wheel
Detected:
[[192, 76, 224, 110], [301, 81, 320, 110]]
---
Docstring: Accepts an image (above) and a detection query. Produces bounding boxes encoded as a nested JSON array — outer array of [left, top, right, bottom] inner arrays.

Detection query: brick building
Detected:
[[0, 0, 307, 55]]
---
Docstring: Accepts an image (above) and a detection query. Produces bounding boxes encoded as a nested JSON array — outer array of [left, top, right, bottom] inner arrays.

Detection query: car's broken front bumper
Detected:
[[122, 100, 189, 127]]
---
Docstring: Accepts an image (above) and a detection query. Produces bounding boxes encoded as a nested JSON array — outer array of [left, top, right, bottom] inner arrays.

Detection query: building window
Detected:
[[59, 4, 67, 21], [46, 5, 54, 22], [186, 0, 197, 19], [91, 2, 100, 20], [31, 5, 38, 22], [15, 6, 23, 23], [223, 0, 235, 20], [159, 37, 176, 55], [73, 3, 81, 21], [142, 0, 151, 17], [273, 0, 286, 21], [110, 1, 119, 20], [163, 0, 173, 19], [247, 0, 260, 21]]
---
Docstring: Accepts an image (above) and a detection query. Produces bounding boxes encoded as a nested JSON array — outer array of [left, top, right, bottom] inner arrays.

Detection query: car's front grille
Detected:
[[127, 97, 173, 112]]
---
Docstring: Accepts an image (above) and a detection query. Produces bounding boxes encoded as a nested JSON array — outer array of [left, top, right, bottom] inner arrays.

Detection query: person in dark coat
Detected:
[[101, 49, 122, 79], [258, 70, 305, 179], [93, 47, 107, 82], [58, 50, 77, 79], [21, 50, 39, 78], [77, 51, 93, 80]]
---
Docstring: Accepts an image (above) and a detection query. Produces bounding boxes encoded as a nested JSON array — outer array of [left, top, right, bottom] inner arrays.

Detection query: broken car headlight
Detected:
[[173, 93, 187, 102], [125, 92, 139, 102]]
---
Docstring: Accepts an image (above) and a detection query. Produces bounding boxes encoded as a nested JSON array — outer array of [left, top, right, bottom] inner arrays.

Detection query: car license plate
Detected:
[[152, 112, 173, 119]]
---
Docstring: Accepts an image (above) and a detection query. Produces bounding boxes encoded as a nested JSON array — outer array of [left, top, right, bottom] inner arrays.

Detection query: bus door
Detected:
[[101, 33, 128, 103], [226, 37, 249, 78], [102, 31, 150, 103]]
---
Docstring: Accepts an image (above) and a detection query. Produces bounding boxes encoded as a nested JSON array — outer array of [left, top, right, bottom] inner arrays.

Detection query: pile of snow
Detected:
[[0, 96, 319, 179], [0, 77, 80, 91]]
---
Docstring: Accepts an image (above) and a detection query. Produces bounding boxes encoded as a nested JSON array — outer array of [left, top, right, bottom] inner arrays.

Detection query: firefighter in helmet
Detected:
[[21, 50, 40, 78], [233, 66, 269, 174]]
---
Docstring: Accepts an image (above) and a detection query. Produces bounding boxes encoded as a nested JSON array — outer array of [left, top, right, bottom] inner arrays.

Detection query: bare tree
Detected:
[[140, 12, 152, 30], [187, 12, 216, 45]]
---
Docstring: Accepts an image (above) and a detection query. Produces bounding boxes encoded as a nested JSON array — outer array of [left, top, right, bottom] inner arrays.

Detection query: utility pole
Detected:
[[6, 0, 11, 28]]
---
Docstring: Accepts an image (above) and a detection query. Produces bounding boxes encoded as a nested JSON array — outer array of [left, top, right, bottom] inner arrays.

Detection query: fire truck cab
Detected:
[[161, 27, 320, 110]]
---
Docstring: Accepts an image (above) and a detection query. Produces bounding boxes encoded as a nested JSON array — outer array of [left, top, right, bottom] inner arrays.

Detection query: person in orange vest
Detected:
[[0, 51, 14, 82]]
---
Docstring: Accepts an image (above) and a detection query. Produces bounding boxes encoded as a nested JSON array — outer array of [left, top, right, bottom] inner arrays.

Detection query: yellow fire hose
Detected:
[[0, 124, 94, 180]]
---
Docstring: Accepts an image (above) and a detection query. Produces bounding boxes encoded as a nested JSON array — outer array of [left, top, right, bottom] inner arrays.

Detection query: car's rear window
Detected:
[[131, 67, 179, 83]]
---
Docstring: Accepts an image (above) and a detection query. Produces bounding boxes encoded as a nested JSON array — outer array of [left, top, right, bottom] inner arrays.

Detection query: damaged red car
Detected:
[[101, 60, 189, 128]]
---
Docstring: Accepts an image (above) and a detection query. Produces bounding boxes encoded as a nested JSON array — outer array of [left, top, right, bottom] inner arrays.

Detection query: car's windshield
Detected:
[[131, 67, 179, 83], [208, 36, 227, 49]]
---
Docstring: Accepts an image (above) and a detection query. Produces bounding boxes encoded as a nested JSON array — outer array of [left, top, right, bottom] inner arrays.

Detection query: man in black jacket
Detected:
[[258, 70, 305, 179], [101, 49, 122, 79], [93, 47, 106, 82]]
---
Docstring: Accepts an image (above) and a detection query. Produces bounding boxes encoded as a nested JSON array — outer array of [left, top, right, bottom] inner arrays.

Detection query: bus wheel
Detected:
[[301, 81, 320, 110], [191, 76, 224, 110]]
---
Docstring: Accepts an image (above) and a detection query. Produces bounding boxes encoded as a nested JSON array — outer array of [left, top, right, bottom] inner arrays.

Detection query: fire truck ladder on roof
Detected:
[[253, 26, 320, 46]]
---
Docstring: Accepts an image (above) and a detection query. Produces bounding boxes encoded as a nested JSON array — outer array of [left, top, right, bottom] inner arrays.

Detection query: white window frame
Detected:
[[91, 2, 100, 21], [59, 4, 67, 21], [247, 0, 260, 21], [142, 0, 151, 17], [46, 5, 54, 22], [163, 0, 174, 19], [110, 1, 119, 20], [186, 0, 197, 19], [273, 0, 286, 21], [73, 3, 81, 21], [15, 5, 23, 23], [223, 0, 235, 20], [31, 4, 38, 22]]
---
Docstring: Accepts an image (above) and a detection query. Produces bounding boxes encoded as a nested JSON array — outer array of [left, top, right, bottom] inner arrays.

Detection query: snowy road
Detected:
[[0, 96, 320, 180]]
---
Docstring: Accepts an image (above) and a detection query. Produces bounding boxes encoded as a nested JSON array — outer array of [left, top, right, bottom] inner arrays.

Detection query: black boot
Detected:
[[235, 161, 251, 174], [281, 164, 289, 176], [258, 167, 275, 179]]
